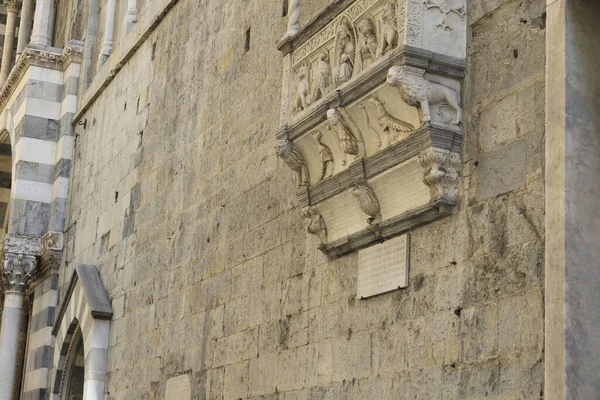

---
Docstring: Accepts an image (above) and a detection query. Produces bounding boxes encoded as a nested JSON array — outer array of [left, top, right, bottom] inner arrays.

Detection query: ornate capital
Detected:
[[3, 253, 36, 292], [4, 0, 21, 13], [419, 149, 461, 200]]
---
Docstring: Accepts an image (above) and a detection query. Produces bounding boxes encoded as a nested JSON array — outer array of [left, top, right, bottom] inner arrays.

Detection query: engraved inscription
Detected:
[[357, 234, 409, 298]]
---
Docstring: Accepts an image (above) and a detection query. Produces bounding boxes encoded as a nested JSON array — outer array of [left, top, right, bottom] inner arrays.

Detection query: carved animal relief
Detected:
[[276, 0, 466, 257]]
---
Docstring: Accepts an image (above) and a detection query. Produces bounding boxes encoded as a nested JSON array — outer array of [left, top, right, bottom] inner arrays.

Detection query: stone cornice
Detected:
[[0, 42, 84, 112]]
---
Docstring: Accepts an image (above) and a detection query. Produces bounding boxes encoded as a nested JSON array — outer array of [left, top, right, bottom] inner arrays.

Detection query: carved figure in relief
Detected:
[[423, 0, 465, 31], [357, 19, 378, 69], [368, 95, 415, 142], [276, 139, 309, 187], [327, 108, 361, 166], [312, 51, 331, 102], [350, 181, 381, 225], [301, 206, 327, 244], [334, 21, 356, 85], [378, 1, 399, 57], [387, 66, 462, 125], [285, 0, 301, 38], [311, 131, 334, 181], [293, 63, 311, 115]]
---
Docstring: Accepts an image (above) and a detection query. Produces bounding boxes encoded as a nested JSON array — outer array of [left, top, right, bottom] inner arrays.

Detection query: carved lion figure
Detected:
[[387, 66, 462, 125], [293, 63, 311, 115], [275, 139, 309, 187]]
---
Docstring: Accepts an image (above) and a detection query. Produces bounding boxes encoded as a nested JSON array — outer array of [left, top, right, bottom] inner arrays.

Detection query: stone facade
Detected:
[[0, 0, 597, 399]]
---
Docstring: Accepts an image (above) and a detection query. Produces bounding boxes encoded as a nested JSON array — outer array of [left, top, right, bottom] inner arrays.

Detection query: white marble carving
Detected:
[[276, 139, 309, 187], [387, 66, 462, 125], [327, 108, 363, 165], [423, 0, 465, 31], [334, 20, 356, 85], [293, 62, 311, 115], [312, 51, 331, 102], [3, 253, 36, 292], [312, 131, 335, 181], [357, 18, 378, 70], [378, 1, 398, 57], [368, 95, 415, 142], [285, 0, 301, 39], [301, 206, 327, 244], [351, 181, 381, 225], [418, 149, 461, 199]]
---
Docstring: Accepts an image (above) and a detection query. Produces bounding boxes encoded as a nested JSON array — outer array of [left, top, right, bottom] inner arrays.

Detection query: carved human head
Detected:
[[318, 51, 329, 62], [326, 108, 340, 124], [311, 131, 323, 142], [337, 21, 354, 41], [386, 65, 406, 88], [357, 19, 374, 35], [275, 139, 292, 156]]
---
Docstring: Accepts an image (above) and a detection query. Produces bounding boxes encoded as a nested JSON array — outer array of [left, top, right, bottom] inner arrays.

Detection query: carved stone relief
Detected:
[[276, 0, 466, 256]]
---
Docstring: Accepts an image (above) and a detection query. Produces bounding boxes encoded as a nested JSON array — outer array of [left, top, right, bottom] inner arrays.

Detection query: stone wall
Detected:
[[60, 0, 546, 398]]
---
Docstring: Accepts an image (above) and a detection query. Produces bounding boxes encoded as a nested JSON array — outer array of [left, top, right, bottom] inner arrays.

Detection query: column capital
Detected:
[[3, 253, 36, 292], [4, 0, 22, 13]]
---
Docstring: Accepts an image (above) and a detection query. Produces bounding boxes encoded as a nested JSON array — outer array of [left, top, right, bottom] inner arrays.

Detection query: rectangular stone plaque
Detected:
[[357, 234, 410, 299]]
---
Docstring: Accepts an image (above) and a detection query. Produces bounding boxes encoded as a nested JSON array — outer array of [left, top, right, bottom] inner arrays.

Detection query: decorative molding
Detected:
[[3, 234, 41, 256], [0, 44, 84, 113]]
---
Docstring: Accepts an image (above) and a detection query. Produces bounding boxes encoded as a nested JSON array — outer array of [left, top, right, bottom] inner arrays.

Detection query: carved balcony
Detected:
[[276, 0, 466, 257]]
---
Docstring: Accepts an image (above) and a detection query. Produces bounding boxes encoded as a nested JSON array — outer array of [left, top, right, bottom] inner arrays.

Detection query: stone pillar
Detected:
[[0, 253, 36, 399], [545, 1, 600, 399], [16, 0, 35, 58], [30, 0, 55, 48], [99, 0, 116, 65], [0, 0, 22, 87], [124, 0, 137, 33]]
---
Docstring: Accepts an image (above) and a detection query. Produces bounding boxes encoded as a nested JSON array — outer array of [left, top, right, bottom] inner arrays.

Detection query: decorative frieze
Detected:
[[276, 0, 466, 257]]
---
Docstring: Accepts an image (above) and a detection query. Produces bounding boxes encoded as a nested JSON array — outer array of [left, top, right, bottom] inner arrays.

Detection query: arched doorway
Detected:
[[60, 324, 85, 400]]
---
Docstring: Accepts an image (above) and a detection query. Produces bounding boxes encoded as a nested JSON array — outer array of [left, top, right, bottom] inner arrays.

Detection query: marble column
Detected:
[[30, 0, 55, 48], [0, 0, 21, 87], [545, 1, 600, 399], [99, 0, 116, 65], [0, 253, 36, 399], [16, 0, 35, 58]]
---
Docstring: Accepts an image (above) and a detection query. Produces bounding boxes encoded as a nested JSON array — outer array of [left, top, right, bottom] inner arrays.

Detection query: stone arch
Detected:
[[51, 265, 113, 400]]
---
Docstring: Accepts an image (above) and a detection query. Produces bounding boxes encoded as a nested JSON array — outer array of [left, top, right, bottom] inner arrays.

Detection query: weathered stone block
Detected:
[[476, 139, 527, 200]]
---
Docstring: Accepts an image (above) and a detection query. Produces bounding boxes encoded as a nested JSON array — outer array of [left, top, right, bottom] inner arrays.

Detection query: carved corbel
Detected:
[[41, 231, 64, 274], [301, 206, 327, 244], [418, 149, 461, 200], [350, 181, 381, 225], [387, 65, 462, 126], [276, 139, 309, 187]]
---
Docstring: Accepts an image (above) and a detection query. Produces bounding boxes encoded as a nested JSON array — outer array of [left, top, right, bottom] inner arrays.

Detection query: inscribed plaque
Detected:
[[357, 234, 410, 299]]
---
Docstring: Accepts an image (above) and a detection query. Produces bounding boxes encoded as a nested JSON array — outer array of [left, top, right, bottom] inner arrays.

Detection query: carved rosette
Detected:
[[419, 149, 461, 200]]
